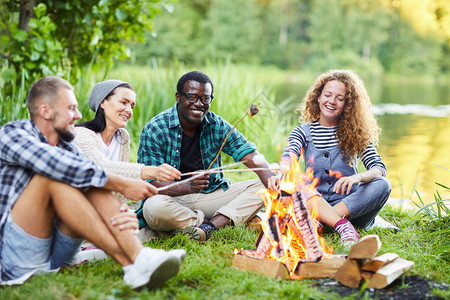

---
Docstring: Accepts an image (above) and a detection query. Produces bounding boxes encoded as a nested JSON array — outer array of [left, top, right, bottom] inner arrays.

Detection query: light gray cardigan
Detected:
[[73, 127, 144, 202]]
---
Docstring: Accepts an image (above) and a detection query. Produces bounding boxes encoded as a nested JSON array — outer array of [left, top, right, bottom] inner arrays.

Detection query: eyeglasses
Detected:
[[179, 91, 214, 105]]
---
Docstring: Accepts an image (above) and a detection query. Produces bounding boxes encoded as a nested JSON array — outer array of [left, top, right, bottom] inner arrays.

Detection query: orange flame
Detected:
[[245, 157, 334, 277]]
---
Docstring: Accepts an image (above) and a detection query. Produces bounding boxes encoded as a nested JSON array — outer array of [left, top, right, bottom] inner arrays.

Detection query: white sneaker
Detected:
[[73, 248, 108, 264], [369, 215, 400, 232], [168, 249, 186, 263], [123, 247, 185, 289]]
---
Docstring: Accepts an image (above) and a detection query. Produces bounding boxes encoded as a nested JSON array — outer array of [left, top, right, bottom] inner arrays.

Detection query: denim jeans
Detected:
[[1, 214, 82, 281]]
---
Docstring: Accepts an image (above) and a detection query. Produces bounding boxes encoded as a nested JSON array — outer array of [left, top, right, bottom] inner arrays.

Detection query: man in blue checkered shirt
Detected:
[[137, 71, 275, 241], [0, 77, 185, 288]]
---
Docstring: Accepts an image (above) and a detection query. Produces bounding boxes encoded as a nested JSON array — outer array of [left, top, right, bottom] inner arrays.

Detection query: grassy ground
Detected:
[[1, 205, 448, 299], [1, 62, 448, 298]]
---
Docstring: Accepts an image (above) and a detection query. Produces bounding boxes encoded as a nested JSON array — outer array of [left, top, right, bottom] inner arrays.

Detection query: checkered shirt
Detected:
[[0, 119, 108, 277], [137, 104, 256, 193]]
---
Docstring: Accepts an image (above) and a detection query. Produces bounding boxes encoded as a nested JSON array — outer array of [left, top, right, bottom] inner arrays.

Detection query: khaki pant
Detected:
[[143, 179, 264, 232]]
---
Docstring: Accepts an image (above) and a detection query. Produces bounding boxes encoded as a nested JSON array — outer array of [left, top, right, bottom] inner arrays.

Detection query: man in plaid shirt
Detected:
[[0, 77, 185, 288], [137, 71, 275, 241]]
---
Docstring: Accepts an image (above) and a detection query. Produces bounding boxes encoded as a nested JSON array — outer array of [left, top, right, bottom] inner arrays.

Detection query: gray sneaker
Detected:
[[73, 248, 108, 264], [123, 247, 184, 289]]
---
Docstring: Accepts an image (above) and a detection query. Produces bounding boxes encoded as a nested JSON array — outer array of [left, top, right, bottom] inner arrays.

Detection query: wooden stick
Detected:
[[157, 167, 276, 192], [156, 160, 248, 192], [156, 172, 204, 192], [180, 160, 249, 177], [207, 111, 249, 170], [182, 167, 278, 176]]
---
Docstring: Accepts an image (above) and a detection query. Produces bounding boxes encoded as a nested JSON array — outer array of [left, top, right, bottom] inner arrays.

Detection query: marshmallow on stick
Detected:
[[252, 154, 266, 166]]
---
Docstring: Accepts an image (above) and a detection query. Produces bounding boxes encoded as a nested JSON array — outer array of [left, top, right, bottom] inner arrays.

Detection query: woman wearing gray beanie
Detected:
[[73, 79, 181, 205]]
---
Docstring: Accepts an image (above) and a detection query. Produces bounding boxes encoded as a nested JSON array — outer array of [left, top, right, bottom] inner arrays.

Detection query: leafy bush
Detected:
[[0, 0, 161, 125]]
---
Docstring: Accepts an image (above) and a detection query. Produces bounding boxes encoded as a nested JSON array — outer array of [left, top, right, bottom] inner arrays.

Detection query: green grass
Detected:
[[1, 205, 448, 299], [1, 61, 448, 298]]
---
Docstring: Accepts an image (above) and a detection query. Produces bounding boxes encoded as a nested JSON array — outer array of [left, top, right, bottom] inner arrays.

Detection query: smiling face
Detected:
[[100, 87, 136, 130], [52, 88, 82, 142], [317, 80, 347, 127], [176, 80, 212, 130]]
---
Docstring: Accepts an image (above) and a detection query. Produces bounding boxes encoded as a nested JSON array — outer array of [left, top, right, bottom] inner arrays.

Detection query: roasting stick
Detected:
[[181, 167, 279, 176], [156, 172, 205, 191], [180, 160, 250, 177], [156, 154, 275, 192], [157, 167, 278, 192], [156, 161, 249, 192]]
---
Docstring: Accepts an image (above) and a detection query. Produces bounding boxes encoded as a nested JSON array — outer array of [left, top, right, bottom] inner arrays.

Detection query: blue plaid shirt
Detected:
[[0, 119, 108, 277], [138, 104, 256, 193]]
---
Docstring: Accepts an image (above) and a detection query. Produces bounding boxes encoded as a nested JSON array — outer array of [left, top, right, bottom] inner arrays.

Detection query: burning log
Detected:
[[292, 190, 323, 261], [267, 214, 286, 259], [232, 254, 348, 280], [233, 158, 338, 279], [246, 213, 289, 260], [287, 217, 303, 237], [241, 233, 272, 259]]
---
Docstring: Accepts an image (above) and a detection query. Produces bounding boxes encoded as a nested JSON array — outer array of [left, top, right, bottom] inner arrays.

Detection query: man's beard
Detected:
[[55, 127, 75, 142]]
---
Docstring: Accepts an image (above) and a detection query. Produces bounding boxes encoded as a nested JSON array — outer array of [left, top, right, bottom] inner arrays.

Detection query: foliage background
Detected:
[[1, 0, 449, 122], [133, 0, 449, 77]]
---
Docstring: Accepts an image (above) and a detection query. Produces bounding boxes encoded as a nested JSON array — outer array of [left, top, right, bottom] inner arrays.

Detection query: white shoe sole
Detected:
[[142, 254, 181, 290]]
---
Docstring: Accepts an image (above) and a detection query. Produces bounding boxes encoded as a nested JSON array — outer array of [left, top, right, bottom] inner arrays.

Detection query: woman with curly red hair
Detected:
[[269, 69, 393, 246]]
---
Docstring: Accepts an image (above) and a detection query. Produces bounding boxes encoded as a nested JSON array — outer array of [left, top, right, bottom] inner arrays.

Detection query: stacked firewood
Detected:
[[335, 235, 414, 289]]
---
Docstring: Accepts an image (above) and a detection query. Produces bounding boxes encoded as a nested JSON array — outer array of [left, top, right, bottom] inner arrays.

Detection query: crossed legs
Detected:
[[10, 174, 140, 267]]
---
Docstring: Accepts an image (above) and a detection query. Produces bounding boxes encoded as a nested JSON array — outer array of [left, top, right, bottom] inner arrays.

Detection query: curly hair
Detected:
[[297, 69, 380, 165]]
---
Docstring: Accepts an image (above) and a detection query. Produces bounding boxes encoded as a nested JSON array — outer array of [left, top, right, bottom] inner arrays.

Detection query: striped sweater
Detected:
[[281, 121, 386, 175]]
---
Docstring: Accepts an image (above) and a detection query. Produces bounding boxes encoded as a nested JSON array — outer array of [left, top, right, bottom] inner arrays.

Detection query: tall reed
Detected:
[[0, 67, 29, 126], [1, 61, 295, 168]]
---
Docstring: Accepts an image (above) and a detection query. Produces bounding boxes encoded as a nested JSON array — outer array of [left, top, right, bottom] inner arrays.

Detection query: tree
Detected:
[[0, 0, 161, 97]]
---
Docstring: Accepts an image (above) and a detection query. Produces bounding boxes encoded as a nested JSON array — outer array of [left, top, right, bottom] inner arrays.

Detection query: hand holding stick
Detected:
[[157, 165, 279, 192]]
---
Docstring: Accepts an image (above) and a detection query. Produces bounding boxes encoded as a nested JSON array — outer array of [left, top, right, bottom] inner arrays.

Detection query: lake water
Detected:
[[275, 79, 450, 208]]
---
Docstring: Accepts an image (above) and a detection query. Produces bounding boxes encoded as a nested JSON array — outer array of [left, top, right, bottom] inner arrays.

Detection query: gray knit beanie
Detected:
[[88, 79, 129, 113]]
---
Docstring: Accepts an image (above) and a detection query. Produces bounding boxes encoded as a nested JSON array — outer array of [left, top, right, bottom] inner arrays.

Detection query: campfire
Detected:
[[232, 158, 414, 288], [233, 158, 346, 279]]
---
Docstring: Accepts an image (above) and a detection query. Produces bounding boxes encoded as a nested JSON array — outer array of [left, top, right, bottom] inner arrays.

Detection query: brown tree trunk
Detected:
[[18, 0, 36, 31]]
